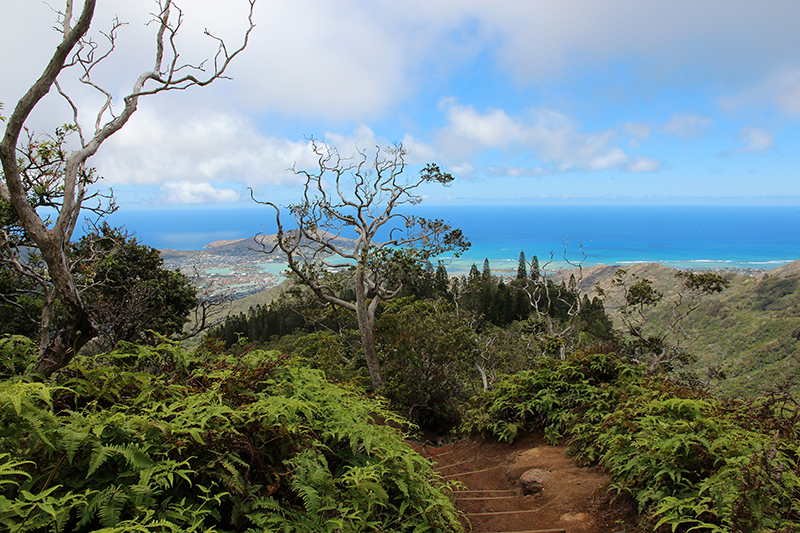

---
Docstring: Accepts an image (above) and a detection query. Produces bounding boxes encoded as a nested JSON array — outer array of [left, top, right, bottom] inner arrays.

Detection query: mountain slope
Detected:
[[555, 261, 800, 397]]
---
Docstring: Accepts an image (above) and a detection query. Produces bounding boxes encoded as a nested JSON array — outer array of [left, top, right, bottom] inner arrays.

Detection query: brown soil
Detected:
[[411, 432, 638, 533]]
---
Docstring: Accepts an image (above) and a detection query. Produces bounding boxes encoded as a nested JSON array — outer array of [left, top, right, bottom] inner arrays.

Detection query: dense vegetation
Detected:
[[6, 3, 796, 530], [587, 262, 800, 397], [0, 337, 461, 532], [463, 350, 800, 532], [0, 221, 198, 351], [5, 239, 800, 531], [210, 258, 615, 431]]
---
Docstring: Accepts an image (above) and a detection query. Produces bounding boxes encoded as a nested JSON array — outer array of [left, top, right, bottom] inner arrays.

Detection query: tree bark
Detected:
[[2, 1, 255, 377], [354, 265, 384, 390], [0, 0, 98, 377]]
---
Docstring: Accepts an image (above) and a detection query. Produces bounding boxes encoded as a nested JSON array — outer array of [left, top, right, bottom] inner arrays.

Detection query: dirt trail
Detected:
[[412, 433, 637, 533]]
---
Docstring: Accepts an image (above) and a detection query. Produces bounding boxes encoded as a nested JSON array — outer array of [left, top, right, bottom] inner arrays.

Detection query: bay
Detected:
[[98, 204, 800, 275]]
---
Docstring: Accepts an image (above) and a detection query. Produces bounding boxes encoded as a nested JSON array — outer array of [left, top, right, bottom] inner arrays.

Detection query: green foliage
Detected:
[[0, 197, 48, 341], [464, 350, 800, 532], [611, 268, 730, 372], [0, 341, 462, 532], [210, 299, 308, 347], [462, 349, 638, 446], [377, 299, 478, 432], [290, 328, 368, 384], [750, 273, 800, 312], [599, 384, 800, 532], [210, 261, 455, 349], [73, 223, 198, 347], [453, 256, 616, 357], [0, 251, 46, 341], [0, 335, 38, 378], [516, 250, 527, 280], [594, 265, 800, 396]]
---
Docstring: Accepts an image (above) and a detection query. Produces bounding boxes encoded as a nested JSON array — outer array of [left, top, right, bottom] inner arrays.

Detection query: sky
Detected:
[[3, 0, 800, 208]]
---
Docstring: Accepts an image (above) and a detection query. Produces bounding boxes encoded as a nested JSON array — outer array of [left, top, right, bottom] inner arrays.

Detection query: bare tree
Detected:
[[1, 125, 116, 351], [254, 140, 470, 390], [611, 269, 729, 370], [0, 0, 256, 377], [518, 244, 587, 359]]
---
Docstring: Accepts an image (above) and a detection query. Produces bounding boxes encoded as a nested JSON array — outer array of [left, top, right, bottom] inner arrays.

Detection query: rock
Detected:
[[519, 468, 550, 495]]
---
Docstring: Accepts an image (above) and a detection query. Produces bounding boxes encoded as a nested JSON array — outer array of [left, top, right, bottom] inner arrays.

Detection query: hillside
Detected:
[[554, 261, 800, 397], [195, 249, 800, 398]]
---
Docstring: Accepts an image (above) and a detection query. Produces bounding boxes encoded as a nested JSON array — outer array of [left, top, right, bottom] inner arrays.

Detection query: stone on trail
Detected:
[[520, 467, 550, 495]]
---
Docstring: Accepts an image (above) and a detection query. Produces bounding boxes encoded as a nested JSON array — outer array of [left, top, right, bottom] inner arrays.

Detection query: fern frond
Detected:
[[87, 445, 115, 478], [116, 444, 155, 471], [0, 454, 33, 488], [59, 427, 91, 464], [87, 443, 154, 478], [99, 486, 128, 528]]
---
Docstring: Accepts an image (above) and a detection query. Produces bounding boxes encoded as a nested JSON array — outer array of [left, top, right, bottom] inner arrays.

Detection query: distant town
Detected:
[[160, 233, 772, 304], [160, 237, 286, 300]]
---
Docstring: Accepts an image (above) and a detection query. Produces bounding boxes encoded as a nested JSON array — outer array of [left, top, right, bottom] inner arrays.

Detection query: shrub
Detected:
[[463, 350, 800, 532], [377, 299, 478, 433], [0, 341, 462, 532]]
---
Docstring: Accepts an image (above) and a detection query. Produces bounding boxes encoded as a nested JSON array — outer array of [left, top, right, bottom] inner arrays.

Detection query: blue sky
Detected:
[[4, 0, 800, 208]]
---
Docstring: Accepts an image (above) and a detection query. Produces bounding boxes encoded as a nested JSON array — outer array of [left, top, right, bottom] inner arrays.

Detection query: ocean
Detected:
[[97, 204, 800, 275]]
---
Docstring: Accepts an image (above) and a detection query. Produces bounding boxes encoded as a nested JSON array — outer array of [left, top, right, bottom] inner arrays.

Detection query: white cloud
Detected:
[[717, 126, 776, 157], [486, 165, 552, 178], [450, 163, 475, 176], [736, 126, 775, 153], [399, 134, 438, 164], [378, 0, 800, 93], [659, 112, 713, 138], [4, 0, 797, 206], [445, 105, 522, 147], [160, 182, 243, 204], [94, 107, 316, 190], [773, 74, 800, 115], [626, 156, 662, 173], [623, 122, 651, 149], [91, 108, 442, 203], [720, 68, 800, 116], [10, 0, 800, 126], [437, 101, 640, 173]]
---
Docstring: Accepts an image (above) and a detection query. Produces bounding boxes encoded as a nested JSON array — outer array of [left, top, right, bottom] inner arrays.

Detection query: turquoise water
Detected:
[[97, 204, 800, 274]]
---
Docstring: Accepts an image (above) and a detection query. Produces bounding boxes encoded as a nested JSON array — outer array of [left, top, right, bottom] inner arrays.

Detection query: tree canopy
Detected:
[[73, 223, 198, 350], [255, 140, 469, 390], [0, 0, 255, 376]]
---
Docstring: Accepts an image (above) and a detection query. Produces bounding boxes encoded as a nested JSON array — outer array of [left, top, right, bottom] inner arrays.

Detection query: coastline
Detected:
[[436, 255, 788, 277]]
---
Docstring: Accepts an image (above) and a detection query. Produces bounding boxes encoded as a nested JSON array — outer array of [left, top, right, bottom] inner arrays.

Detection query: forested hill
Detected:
[[556, 260, 800, 397]]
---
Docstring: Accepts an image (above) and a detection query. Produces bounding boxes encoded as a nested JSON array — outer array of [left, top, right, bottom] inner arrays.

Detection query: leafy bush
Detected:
[[377, 299, 478, 433], [463, 350, 800, 532], [0, 335, 38, 378], [0, 341, 462, 532], [290, 329, 369, 385], [461, 349, 638, 449], [600, 383, 800, 532]]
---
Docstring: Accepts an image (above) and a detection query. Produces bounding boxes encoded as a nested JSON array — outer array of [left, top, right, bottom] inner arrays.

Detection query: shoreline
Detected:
[[438, 257, 789, 278]]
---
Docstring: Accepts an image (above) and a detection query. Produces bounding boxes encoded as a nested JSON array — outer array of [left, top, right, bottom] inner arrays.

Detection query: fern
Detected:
[[0, 454, 33, 489], [1, 344, 464, 533]]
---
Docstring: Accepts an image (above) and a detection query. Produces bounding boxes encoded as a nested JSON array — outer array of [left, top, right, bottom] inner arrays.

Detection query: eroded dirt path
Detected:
[[412, 433, 636, 533]]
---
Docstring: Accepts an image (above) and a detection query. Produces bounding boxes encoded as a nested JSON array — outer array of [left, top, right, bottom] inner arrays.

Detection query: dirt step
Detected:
[[465, 507, 561, 533], [454, 489, 518, 497], [422, 434, 624, 533], [442, 464, 505, 480], [456, 494, 541, 514], [435, 457, 481, 470], [488, 530, 567, 533]]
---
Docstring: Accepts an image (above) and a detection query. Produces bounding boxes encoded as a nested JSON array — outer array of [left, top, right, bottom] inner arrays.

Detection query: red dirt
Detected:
[[411, 432, 638, 533]]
